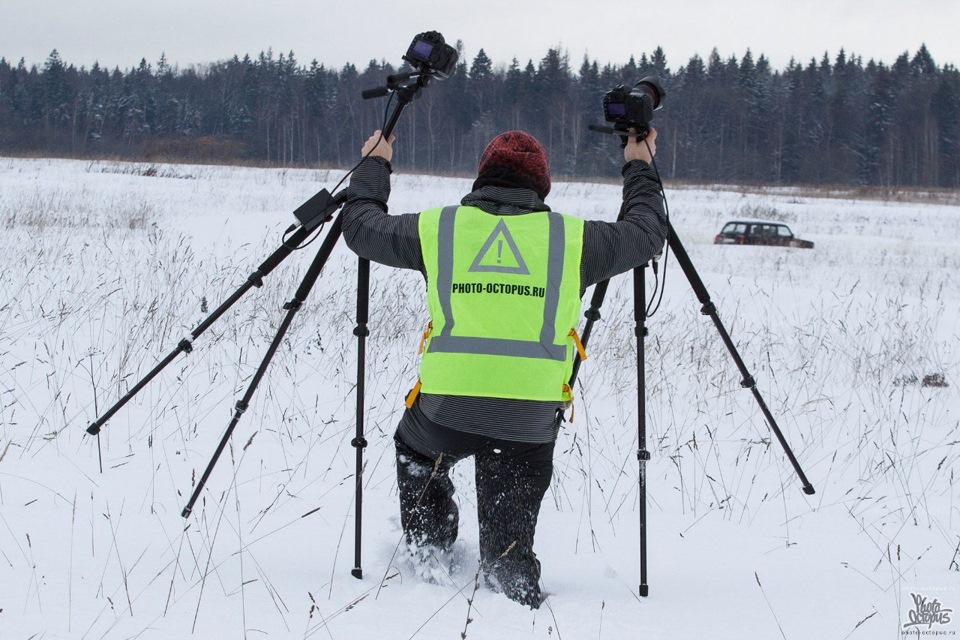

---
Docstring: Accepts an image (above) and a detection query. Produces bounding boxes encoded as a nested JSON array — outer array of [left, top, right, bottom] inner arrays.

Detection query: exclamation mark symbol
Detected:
[[497, 240, 503, 264]]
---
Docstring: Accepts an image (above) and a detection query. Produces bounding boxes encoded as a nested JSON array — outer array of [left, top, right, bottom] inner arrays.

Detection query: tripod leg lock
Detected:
[[248, 270, 265, 288], [635, 326, 648, 338], [584, 308, 602, 322], [353, 324, 369, 338], [700, 302, 716, 316], [637, 449, 651, 461], [740, 376, 756, 389], [234, 400, 249, 416], [351, 436, 368, 449], [178, 338, 194, 354], [283, 299, 303, 311]]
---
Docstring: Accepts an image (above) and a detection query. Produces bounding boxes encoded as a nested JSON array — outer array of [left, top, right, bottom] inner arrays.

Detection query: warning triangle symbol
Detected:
[[468, 219, 530, 275]]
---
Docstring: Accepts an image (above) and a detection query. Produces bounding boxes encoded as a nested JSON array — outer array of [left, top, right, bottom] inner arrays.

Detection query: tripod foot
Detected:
[[351, 568, 363, 580], [803, 485, 816, 495], [639, 584, 649, 598]]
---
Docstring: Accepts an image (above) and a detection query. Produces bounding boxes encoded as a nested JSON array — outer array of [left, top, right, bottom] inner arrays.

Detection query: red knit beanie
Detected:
[[475, 131, 551, 199]]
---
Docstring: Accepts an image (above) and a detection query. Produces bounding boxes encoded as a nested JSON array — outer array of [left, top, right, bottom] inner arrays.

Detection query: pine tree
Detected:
[[41, 50, 73, 145]]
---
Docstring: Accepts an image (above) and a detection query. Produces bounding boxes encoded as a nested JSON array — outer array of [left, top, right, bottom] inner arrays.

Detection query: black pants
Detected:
[[395, 401, 555, 608]]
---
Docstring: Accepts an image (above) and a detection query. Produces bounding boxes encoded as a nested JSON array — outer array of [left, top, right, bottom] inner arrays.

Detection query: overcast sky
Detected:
[[3, 0, 958, 74]]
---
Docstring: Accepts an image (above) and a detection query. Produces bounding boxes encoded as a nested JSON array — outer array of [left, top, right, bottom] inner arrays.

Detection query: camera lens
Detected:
[[635, 77, 666, 110]]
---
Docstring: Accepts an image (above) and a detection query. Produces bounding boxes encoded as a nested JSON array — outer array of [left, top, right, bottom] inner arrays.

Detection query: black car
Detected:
[[713, 220, 814, 249]]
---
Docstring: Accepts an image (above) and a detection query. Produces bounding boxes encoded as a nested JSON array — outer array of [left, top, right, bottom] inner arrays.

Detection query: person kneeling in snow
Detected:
[[341, 128, 666, 607]]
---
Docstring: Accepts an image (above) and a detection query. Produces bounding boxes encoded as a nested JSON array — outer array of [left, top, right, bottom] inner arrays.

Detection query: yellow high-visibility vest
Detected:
[[417, 205, 584, 402]]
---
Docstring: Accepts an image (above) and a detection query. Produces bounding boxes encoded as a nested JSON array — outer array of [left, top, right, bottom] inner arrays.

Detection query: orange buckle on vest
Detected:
[[561, 383, 575, 423], [417, 321, 433, 355], [405, 380, 422, 408], [569, 329, 587, 361]]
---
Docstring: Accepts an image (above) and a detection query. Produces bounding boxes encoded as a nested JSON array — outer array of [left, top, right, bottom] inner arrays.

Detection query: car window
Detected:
[[723, 223, 747, 234], [776, 226, 793, 237]]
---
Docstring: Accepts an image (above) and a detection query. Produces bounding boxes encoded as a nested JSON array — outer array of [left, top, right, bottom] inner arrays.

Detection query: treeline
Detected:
[[1, 44, 958, 188]]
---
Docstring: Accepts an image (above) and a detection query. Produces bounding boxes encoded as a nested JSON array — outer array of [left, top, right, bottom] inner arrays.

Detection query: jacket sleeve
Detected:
[[340, 157, 425, 273], [579, 159, 668, 288]]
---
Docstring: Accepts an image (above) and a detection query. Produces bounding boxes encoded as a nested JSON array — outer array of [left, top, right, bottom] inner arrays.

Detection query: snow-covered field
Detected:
[[1, 156, 958, 639]]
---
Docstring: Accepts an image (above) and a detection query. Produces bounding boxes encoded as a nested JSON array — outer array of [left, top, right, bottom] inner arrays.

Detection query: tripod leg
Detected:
[[634, 263, 651, 597], [182, 217, 345, 518], [351, 258, 370, 579], [666, 225, 815, 495]]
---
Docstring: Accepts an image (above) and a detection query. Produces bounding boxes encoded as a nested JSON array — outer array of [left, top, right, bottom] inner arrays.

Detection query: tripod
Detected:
[[566, 222, 816, 598], [84, 69, 438, 581]]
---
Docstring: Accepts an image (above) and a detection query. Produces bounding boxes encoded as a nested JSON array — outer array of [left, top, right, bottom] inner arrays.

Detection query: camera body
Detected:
[[403, 31, 458, 79], [602, 76, 666, 137]]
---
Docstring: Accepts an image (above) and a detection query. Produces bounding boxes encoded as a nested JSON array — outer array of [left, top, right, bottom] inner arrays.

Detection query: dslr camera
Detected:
[[602, 76, 666, 138], [403, 31, 458, 79]]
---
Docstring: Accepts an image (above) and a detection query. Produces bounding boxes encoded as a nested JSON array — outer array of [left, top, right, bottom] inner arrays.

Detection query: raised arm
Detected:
[[580, 128, 668, 288], [340, 130, 425, 273]]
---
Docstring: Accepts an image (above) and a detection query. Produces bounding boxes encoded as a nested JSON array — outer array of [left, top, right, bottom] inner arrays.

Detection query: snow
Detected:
[[1, 156, 958, 639]]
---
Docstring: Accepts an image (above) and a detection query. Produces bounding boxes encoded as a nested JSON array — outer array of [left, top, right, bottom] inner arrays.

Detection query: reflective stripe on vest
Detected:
[[417, 205, 584, 402]]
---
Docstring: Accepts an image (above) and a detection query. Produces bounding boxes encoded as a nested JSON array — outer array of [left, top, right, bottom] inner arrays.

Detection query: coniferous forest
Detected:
[[1, 43, 958, 188]]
